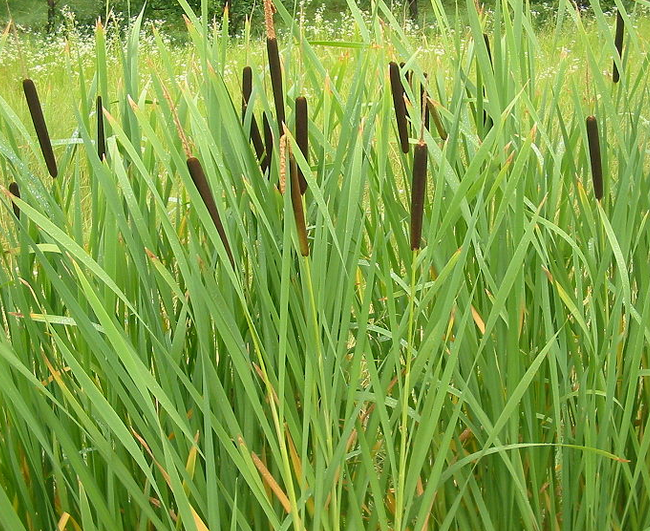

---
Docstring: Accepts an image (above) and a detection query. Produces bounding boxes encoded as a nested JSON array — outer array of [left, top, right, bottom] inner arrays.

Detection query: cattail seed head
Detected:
[[242, 67, 265, 164], [410, 141, 428, 250], [23, 79, 57, 178], [426, 97, 447, 140], [267, 37, 285, 131], [186, 156, 235, 267], [97, 96, 106, 160], [8, 182, 20, 219], [613, 10, 624, 83], [389, 62, 410, 154], [262, 112, 273, 175], [586, 116, 603, 201], [295, 96, 308, 195], [289, 154, 309, 256]]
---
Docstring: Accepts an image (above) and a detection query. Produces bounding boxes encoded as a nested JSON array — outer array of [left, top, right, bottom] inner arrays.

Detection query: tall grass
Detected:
[[1, 0, 650, 529]]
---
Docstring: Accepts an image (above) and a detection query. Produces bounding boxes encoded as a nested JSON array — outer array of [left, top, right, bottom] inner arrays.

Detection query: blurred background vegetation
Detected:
[[0, 0, 624, 35]]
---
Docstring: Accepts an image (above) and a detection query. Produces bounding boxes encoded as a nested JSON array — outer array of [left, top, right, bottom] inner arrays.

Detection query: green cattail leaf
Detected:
[[23, 79, 57, 178], [410, 141, 428, 250], [586, 116, 603, 201], [389, 62, 409, 153]]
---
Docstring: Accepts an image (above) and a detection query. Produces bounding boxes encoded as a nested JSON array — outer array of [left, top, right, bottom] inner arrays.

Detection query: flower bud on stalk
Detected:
[[23, 79, 57, 178]]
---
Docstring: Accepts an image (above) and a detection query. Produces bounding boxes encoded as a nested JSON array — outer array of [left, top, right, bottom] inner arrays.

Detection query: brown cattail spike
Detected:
[[8, 182, 21, 219], [267, 38, 285, 133], [242, 67, 265, 164], [426, 98, 447, 140], [289, 154, 309, 256], [262, 112, 273, 175], [410, 141, 428, 250], [389, 62, 410, 154], [186, 157, 235, 267], [613, 10, 624, 83], [421, 74, 430, 132], [295, 96, 308, 194], [97, 96, 106, 160], [23, 79, 57, 178], [586, 116, 603, 201]]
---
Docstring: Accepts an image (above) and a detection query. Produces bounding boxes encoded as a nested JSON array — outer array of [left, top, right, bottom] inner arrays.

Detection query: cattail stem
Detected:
[[8, 182, 21, 219], [389, 62, 410, 153], [410, 141, 428, 250], [295, 96, 308, 194], [186, 157, 235, 267], [267, 37, 285, 132], [290, 154, 309, 256], [483, 33, 493, 69], [586, 116, 603, 201], [242, 66, 265, 164], [613, 10, 624, 83], [97, 96, 106, 160], [23, 79, 57, 178]]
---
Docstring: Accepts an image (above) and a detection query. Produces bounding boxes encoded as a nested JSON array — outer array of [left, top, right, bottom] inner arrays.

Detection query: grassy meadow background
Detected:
[[1, 0, 650, 529]]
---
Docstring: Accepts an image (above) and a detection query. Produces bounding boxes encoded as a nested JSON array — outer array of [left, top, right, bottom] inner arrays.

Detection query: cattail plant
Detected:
[[389, 62, 410, 153], [613, 10, 625, 83], [8, 182, 20, 219], [410, 140, 428, 250], [186, 157, 235, 267], [264, 0, 285, 131], [23, 79, 57, 178], [586, 115, 603, 201], [97, 96, 106, 160], [295, 96, 308, 194], [242, 66, 266, 163], [289, 153, 309, 257]]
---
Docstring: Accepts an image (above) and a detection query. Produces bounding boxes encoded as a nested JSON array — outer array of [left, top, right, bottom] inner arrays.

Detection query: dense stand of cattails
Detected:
[[389, 62, 410, 153], [186, 156, 235, 267], [23, 79, 57, 178], [586, 116, 603, 201], [8, 182, 20, 219], [410, 141, 428, 250], [97, 96, 106, 160], [613, 10, 625, 83]]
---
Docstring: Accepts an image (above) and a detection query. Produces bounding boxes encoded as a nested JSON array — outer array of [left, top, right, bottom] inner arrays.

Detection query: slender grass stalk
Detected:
[[8, 182, 20, 219], [389, 61, 409, 153], [97, 96, 106, 160], [410, 140, 428, 250], [22, 79, 57, 178], [289, 154, 309, 256], [613, 10, 624, 83], [186, 156, 235, 267], [295, 96, 308, 194], [242, 66, 265, 163], [586, 115, 604, 201]]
